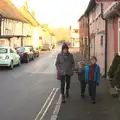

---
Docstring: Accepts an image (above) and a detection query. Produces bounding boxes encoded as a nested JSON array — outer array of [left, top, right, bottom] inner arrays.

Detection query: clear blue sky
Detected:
[[13, 0, 90, 28]]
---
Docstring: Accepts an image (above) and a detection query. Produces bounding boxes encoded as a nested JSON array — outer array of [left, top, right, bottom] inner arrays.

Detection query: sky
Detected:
[[13, 0, 90, 28]]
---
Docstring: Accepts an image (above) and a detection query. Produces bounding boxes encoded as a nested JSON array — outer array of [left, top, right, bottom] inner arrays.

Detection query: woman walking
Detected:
[[55, 44, 75, 103]]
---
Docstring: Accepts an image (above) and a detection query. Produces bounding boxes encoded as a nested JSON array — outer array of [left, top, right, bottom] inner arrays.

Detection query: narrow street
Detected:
[[0, 49, 60, 120]]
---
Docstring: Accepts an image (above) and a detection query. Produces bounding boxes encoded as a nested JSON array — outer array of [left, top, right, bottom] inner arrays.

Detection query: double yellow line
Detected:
[[34, 88, 59, 120]]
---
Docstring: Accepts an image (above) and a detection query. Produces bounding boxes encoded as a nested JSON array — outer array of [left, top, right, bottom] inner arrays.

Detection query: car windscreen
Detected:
[[0, 48, 8, 53], [24, 47, 30, 52], [17, 48, 25, 52]]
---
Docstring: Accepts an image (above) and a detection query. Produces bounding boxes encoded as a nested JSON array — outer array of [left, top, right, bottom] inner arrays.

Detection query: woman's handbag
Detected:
[[57, 72, 60, 80]]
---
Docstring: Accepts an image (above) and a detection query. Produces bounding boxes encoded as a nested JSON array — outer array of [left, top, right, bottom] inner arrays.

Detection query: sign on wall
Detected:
[[96, 0, 120, 2], [39, 36, 42, 40]]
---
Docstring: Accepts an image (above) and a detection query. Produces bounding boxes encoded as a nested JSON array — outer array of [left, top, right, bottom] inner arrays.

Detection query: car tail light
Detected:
[[0, 56, 2, 59], [5, 55, 9, 59]]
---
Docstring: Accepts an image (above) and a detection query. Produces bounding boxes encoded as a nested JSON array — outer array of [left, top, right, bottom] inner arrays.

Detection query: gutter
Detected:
[[101, 3, 107, 77]]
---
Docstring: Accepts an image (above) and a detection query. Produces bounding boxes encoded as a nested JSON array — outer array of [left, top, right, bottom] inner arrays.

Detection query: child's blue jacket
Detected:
[[84, 64, 100, 85]]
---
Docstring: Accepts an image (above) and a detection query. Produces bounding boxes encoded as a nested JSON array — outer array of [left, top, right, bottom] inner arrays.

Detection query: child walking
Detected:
[[88, 56, 100, 104], [75, 61, 89, 98]]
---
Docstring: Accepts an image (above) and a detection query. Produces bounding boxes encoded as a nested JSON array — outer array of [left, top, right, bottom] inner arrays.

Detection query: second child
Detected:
[[75, 61, 89, 98]]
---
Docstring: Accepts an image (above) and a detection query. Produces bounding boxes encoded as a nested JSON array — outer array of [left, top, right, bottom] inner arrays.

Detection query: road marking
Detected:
[[39, 88, 59, 120], [50, 95, 62, 120], [34, 88, 56, 120]]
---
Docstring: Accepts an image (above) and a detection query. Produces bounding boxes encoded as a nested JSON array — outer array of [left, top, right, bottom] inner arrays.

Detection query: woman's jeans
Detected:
[[60, 74, 71, 95]]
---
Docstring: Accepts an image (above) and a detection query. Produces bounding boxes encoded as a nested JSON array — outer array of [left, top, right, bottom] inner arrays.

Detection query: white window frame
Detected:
[[118, 18, 120, 56]]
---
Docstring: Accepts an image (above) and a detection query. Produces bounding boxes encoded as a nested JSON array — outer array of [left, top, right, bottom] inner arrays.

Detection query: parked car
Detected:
[[16, 47, 34, 63], [41, 44, 52, 51], [0, 47, 21, 69], [24, 45, 39, 58]]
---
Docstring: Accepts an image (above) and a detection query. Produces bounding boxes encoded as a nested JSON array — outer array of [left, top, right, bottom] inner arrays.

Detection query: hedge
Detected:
[[108, 53, 120, 78]]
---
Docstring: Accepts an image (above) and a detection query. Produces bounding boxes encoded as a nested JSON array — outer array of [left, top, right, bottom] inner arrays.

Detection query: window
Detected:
[[17, 47, 25, 52], [0, 48, 8, 53], [101, 35, 103, 47], [90, 39, 92, 48], [10, 49, 14, 53], [0, 40, 5, 45]]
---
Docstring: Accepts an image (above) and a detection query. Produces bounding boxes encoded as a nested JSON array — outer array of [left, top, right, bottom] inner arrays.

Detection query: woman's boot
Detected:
[[66, 90, 69, 98]]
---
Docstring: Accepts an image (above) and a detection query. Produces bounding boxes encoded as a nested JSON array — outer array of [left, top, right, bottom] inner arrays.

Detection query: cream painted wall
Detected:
[[10, 37, 21, 48], [0, 39, 9, 47]]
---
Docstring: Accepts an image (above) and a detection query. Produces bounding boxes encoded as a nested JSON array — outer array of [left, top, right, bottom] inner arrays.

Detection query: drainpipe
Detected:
[[0, 16, 2, 36], [87, 14, 90, 60], [101, 3, 108, 77]]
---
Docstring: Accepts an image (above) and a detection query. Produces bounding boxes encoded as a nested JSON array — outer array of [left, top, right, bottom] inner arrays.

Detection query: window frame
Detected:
[[100, 35, 103, 47]]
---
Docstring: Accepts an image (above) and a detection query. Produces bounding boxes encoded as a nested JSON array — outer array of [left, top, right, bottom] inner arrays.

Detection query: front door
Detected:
[[100, 35, 105, 75]]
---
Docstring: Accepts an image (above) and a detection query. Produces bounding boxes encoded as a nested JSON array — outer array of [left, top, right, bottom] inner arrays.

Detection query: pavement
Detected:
[[57, 50, 120, 120]]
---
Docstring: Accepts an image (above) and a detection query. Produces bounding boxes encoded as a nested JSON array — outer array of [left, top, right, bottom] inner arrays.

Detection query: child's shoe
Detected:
[[81, 94, 84, 98], [92, 101, 96, 104]]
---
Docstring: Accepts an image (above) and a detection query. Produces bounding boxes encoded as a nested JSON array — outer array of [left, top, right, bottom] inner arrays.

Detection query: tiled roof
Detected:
[[0, 0, 27, 22]]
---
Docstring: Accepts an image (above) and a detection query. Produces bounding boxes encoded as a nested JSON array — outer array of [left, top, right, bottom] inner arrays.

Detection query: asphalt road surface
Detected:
[[0, 48, 61, 120]]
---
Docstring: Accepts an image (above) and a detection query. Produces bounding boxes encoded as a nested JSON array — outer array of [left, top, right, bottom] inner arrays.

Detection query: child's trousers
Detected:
[[80, 80, 86, 95], [88, 81, 96, 101]]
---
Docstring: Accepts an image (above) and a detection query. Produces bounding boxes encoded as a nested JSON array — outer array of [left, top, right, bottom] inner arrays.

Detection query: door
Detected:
[[90, 37, 95, 57], [100, 35, 105, 75], [13, 48, 20, 64], [10, 49, 18, 65], [93, 36, 95, 56]]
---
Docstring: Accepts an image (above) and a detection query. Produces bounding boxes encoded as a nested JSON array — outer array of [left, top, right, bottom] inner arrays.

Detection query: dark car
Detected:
[[24, 45, 39, 58], [16, 47, 34, 63]]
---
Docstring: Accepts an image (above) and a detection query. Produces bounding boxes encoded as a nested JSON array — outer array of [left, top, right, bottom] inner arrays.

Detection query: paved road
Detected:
[[0, 49, 60, 120]]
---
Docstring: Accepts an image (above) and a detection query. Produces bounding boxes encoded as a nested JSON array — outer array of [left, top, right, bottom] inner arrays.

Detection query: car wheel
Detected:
[[32, 55, 34, 60], [37, 54, 39, 57], [18, 59, 21, 66], [9, 61, 13, 70], [26, 56, 29, 63]]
